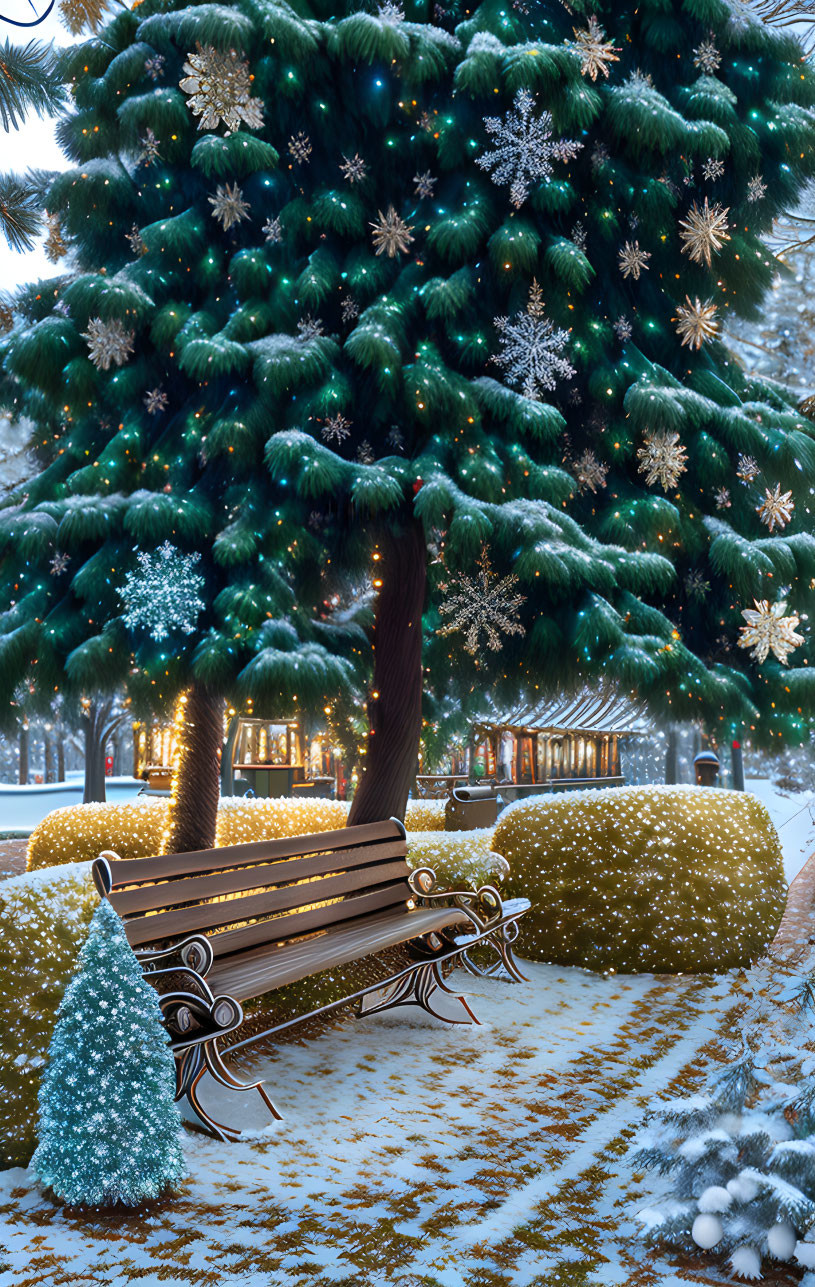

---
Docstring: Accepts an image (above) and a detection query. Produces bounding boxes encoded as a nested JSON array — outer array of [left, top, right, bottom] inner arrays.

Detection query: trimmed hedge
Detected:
[[494, 785, 787, 974]]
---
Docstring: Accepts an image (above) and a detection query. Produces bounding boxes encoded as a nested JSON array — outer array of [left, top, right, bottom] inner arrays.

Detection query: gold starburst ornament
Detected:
[[618, 240, 651, 280], [637, 430, 688, 491], [738, 600, 804, 666], [673, 296, 719, 350], [208, 182, 251, 230], [756, 483, 794, 532], [570, 16, 620, 81], [370, 206, 414, 258], [678, 198, 731, 267], [573, 449, 609, 493]]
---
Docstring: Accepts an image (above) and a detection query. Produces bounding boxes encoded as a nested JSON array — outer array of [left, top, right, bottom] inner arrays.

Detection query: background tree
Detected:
[[1, 0, 815, 842], [32, 898, 185, 1207]]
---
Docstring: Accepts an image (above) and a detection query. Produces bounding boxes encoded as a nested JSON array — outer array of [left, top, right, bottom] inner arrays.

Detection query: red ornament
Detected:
[[413, 477, 424, 494]]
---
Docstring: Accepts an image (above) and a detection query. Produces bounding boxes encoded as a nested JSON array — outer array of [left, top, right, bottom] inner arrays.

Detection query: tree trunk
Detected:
[[164, 680, 224, 854], [664, 725, 678, 785], [348, 517, 426, 826], [83, 707, 107, 803], [57, 733, 65, 783], [43, 727, 54, 783], [18, 723, 29, 785]]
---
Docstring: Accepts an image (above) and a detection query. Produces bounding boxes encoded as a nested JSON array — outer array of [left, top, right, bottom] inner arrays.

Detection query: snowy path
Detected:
[[0, 961, 758, 1287]]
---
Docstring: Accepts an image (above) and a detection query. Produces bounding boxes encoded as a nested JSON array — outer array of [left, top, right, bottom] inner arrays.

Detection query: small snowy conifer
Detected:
[[32, 899, 185, 1206]]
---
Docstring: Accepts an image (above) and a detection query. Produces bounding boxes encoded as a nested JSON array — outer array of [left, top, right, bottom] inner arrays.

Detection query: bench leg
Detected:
[[459, 922, 529, 985], [175, 1039, 282, 1141], [360, 960, 478, 1026]]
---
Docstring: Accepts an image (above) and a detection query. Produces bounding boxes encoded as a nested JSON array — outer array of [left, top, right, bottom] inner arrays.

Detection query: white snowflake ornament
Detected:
[[437, 546, 526, 654], [637, 430, 688, 491], [476, 88, 582, 208], [492, 279, 575, 400], [180, 45, 264, 134], [82, 318, 135, 371], [119, 543, 205, 642], [569, 15, 620, 81]]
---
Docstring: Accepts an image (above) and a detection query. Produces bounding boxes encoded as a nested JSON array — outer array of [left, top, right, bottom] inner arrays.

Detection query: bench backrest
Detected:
[[93, 818, 410, 959]]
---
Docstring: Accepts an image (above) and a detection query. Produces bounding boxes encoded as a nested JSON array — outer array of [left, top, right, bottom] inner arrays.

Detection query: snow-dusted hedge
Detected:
[[0, 863, 97, 1169], [407, 830, 508, 889], [494, 785, 787, 973], [27, 795, 454, 871]]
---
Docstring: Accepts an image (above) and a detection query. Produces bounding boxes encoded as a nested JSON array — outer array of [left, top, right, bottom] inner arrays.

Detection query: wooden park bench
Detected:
[[93, 818, 529, 1141]]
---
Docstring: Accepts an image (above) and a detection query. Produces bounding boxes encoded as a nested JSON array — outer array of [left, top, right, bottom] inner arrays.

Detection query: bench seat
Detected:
[[208, 903, 472, 1002]]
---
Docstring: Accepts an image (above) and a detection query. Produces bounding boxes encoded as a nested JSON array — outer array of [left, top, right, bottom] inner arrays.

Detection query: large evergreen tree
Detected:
[[1, 0, 815, 838]]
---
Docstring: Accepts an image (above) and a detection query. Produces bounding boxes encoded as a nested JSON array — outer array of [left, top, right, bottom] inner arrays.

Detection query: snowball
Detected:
[[728, 1173, 760, 1203], [692, 1213, 723, 1249], [729, 1246, 762, 1280], [698, 1185, 733, 1213], [767, 1222, 797, 1260], [796, 1241, 815, 1269]]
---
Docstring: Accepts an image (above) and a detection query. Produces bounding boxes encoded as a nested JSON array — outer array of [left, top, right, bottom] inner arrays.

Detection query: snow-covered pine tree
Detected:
[[633, 967, 815, 1280], [32, 899, 185, 1207]]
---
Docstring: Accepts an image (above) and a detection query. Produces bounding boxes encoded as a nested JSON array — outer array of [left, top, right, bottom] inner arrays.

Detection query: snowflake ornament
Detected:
[[262, 216, 283, 244], [138, 129, 161, 167], [571, 220, 587, 251], [618, 240, 651, 280], [0, 302, 13, 333], [715, 487, 731, 509], [50, 552, 70, 576], [297, 315, 324, 341], [590, 143, 610, 172], [356, 440, 375, 464], [414, 171, 437, 199], [702, 157, 725, 182], [678, 198, 731, 267], [476, 88, 582, 209], [180, 45, 263, 133], [321, 413, 352, 444], [144, 387, 168, 415], [570, 16, 620, 81], [378, 0, 405, 21], [738, 599, 804, 666], [438, 546, 526, 655], [126, 224, 147, 256], [614, 315, 633, 341], [386, 426, 404, 451], [637, 430, 688, 491], [144, 53, 165, 82], [693, 37, 721, 74], [747, 174, 767, 203], [289, 133, 312, 165], [573, 449, 609, 493], [44, 213, 67, 263], [208, 182, 250, 230], [340, 153, 367, 184], [674, 296, 719, 350], [492, 279, 575, 400], [341, 296, 359, 323], [626, 69, 654, 91], [737, 454, 760, 484], [370, 206, 414, 257], [120, 543, 205, 642], [82, 318, 135, 371], [756, 483, 794, 532], [685, 570, 710, 600]]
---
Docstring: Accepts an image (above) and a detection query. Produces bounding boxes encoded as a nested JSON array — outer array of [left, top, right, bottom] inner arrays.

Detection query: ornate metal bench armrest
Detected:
[[408, 866, 505, 934], [135, 934, 214, 978]]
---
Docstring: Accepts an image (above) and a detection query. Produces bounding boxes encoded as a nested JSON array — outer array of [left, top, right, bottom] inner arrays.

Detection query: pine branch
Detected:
[[0, 39, 65, 132], [0, 173, 42, 252], [57, 0, 118, 37]]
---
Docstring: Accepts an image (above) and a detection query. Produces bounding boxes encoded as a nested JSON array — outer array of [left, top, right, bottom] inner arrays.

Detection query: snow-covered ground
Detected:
[[746, 777, 815, 882], [0, 781, 811, 1286]]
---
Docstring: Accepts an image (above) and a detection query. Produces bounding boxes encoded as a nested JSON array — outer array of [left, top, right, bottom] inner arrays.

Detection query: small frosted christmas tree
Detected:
[[633, 970, 815, 1280], [32, 899, 185, 1207]]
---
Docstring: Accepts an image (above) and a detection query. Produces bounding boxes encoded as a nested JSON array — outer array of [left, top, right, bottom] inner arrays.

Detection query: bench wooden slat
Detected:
[[119, 863, 411, 947], [134, 881, 411, 958], [210, 904, 472, 1002], [101, 819, 403, 888], [108, 839, 408, 917]]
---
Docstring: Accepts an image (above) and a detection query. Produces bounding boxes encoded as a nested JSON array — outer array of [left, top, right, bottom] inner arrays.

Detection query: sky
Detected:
[[1, 5, 77, 292]]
